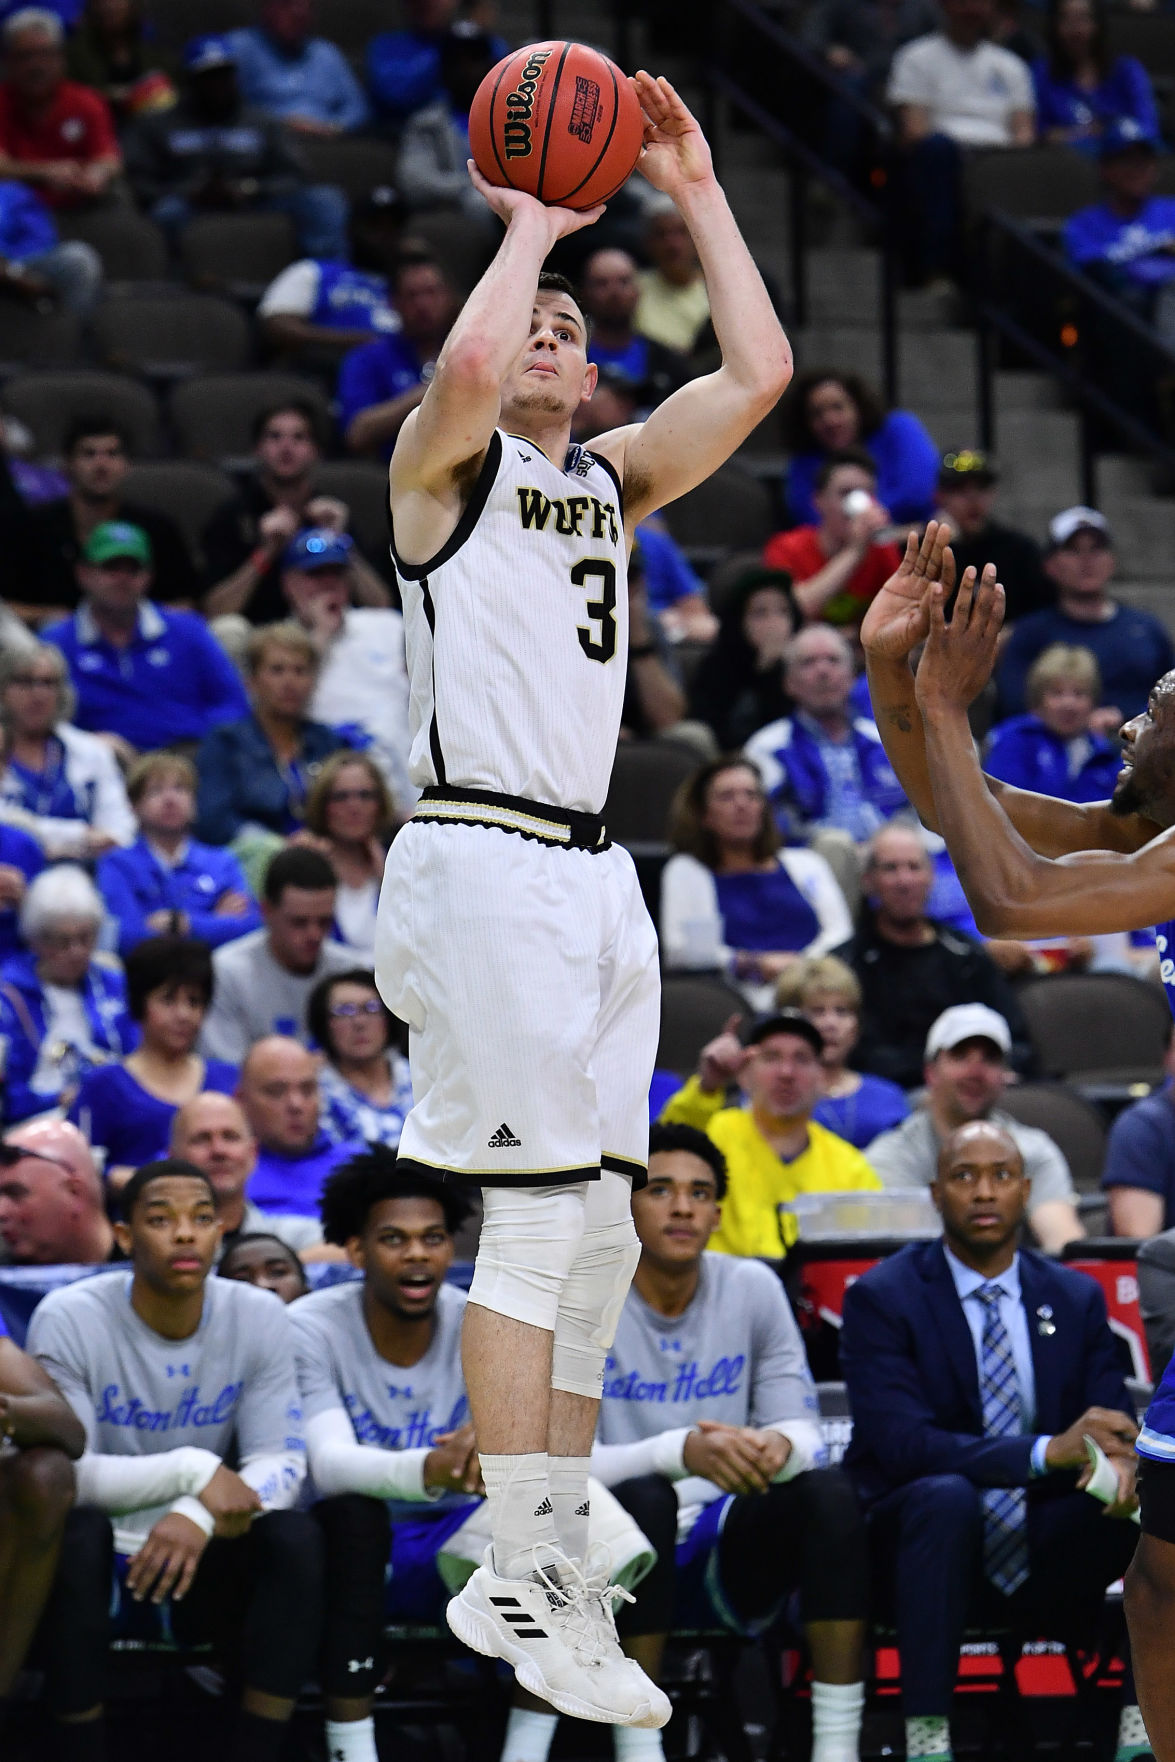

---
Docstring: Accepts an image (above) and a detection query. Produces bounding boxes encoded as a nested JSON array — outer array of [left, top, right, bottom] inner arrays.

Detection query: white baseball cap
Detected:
[[1048, 505, 1112, 549], [924, 1003, 1012, 1061]]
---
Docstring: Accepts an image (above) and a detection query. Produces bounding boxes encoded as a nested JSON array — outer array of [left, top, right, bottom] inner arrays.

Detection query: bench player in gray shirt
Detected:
[[585, 1124, 870, 1762], [28, 1159, 321, 1762]]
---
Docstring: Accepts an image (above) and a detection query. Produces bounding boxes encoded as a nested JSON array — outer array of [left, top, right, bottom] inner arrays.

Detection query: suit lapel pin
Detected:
[[1036, 1304, 1056, 1337]]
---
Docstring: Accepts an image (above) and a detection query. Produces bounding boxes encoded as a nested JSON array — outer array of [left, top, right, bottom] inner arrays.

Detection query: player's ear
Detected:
[[346, 1235, 365, 1271], [581, 361, 599, 402]]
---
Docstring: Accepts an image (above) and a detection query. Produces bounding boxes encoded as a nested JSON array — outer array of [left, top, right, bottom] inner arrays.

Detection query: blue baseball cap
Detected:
[[283, 528, 355, 571], [1100, 119, 1159, 160], [184, 34, 236, 74]]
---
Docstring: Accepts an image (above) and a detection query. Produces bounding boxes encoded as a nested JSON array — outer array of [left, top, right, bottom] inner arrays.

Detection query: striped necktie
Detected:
[[976, 1282, 1029, 1597]]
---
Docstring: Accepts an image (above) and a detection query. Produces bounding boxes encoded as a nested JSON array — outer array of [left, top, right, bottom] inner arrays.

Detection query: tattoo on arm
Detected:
[[884, 704, 913, 734]]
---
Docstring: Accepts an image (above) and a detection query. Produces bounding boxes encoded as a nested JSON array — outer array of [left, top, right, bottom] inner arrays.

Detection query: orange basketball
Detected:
[[468, 41, 644, 212]]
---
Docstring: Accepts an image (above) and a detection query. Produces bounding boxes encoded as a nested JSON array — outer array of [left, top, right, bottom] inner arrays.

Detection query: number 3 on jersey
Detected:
[[572, 558, 618, 664]]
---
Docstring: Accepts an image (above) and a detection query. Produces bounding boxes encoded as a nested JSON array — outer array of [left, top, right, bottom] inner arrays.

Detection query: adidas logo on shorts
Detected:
[[488, 1122, 522, 1148]]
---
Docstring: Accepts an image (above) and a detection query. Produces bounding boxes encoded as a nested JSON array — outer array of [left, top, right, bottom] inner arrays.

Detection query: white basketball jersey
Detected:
[[390, 429, 628, 815]]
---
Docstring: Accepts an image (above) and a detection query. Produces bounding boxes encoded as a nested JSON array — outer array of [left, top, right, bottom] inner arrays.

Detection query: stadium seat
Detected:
[[150, 0, 254, 45], [658, 974, 747, 1077], [1, 370, 159, 457], [659, 462, 775, 561], [0, 306, 82, 374], [962, 146, 1100, 225], [121, 461, 237, 566], [169, 372, 331, 465], [1017, 972, 1169, 1097], [310, 460, 391, 557], [93, 293, 252, 381], [409, 211, 496, 295], [604, 740, 698, 849], [55, 208, 169, 283], [326, 0, 397, 54], [295, 136, 400, 202], [180, 213, 297, 302], [997, 1081, 1108, 1194]]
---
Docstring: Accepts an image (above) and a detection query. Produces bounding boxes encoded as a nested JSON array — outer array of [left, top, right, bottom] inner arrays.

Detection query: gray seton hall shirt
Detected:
[[28, 1269, 305, 1554], [291, 1279, 475, 1518], [593, 1254, 826, 1529], [865, 1106, 1077, 1218]]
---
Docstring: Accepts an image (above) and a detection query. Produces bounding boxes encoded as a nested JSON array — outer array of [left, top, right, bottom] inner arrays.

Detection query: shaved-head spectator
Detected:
[[171, 1090, 324, 1254], [236, 1037, 362, 1219], [0, 9, 122, 211], [581, 246, 689, 410], [200, 847, 354, 1065], [0, 1119, 115, 1263]]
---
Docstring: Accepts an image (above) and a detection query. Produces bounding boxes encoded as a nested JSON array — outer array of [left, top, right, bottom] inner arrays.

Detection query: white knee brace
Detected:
[[467, 1184, 588, 1332], [551, 1213, 641, 1399]]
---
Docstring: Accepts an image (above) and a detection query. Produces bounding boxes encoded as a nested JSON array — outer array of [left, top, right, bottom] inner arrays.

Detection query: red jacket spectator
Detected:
[[0, 11, 120, 209]]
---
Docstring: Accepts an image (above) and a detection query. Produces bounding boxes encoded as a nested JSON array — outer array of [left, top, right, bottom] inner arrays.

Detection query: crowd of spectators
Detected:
[[0, 0, 1171, 1756]]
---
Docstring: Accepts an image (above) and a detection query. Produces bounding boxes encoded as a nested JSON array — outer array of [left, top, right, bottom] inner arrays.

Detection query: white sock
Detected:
[[613, 1726, 667, 1761], [548, 1454, 591, 1567], [325, 1717, 379, 1762], [480, 1451, 562, 1579], [1116, 1703, 1152, 1759], [906, 1714, 952, 1759], [500, 1705, 559, 1762], [810, 1681, 864, 1762]]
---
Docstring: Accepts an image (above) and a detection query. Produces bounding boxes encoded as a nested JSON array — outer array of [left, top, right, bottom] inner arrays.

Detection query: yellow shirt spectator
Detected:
[[661, 1072, 881, 1259]]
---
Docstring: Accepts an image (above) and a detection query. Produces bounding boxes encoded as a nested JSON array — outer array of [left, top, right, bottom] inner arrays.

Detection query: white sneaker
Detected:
[[581, 1546, 671, 1732], [446, 1549, 669, 1728]]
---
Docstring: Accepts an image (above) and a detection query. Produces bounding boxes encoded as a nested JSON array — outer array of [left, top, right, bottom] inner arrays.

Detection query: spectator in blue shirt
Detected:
[[985, 642, 1124, 802], [69, 934, 238, 1181], [782, 367, 940, 526], [237, 1033, 363, 1217], [0, 176, 101, 313], [775, 954, 910, 1149], [97, 752, 261, 958], [580, 247, 690, 411], [0, 799, 41, 967], [40, 521, 249, 755], [257, 184, 408, 366], [1102, 1026, 1175, 1238], [366, 0, 506, 125], [227, 0, 368, 135], [1064, 120, 1175, 326], [997, 506, 1175, 722], [1033, 0, 1156, 154], [0, 864, 135, 1123], [339, 253, 456, 458], [195, 621, 356, 851], [307, 967, 413, 1149]]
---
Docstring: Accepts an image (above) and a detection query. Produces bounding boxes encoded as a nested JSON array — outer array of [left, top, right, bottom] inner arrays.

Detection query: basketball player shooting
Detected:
[[862, 526, 1175, 1761], [374, 72, 790, 1725]]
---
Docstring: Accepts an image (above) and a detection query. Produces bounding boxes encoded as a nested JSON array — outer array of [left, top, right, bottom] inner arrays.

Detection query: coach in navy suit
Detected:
[[842, 1119, 1143, 1762]]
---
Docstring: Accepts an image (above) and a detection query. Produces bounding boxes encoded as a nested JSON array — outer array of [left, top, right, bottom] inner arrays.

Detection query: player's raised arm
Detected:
[[591, 76, 792, 524], [861, 524, 1158, 859], [390, 176, 602, 507]]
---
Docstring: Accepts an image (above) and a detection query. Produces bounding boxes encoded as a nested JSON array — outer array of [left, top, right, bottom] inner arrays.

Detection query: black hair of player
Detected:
[[220, 1231, 309, 1293], [813, 447, 878, 494], [63, 412, 133, 458], [647, 1122, 728, 1201], [123, 934, 215, 1020], [320, 1145, 474, 1245], [263, 844, 336, 904], [306, 967, 399, 1058], [250, 397, 325, 449], [537, 269, 591, 344], [121, 1158, 217, 1220]]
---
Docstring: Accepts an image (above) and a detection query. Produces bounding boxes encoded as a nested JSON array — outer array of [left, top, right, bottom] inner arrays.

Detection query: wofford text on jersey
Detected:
[[516, 485, 620, 543]]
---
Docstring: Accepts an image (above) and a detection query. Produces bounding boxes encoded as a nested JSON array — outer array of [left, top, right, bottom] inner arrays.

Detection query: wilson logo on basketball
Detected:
[[567, 77, 600, 143], [503, 47, 551, 159]]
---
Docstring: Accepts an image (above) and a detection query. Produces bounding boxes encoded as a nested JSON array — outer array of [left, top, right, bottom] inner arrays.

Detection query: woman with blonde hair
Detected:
[[297, 751, 396, 959], [661, 756, 852, 1012], [195, 621, 359, 866], [775, 953, 908, 1148], [985, 643, 1123, 803]]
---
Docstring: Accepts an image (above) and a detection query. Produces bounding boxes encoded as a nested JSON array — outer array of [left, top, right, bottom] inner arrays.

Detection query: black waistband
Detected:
[[416, 786, 610, 851]]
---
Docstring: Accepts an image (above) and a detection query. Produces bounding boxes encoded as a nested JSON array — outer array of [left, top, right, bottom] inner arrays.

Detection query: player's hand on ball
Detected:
[[632, 73, 714, 193], [915, 562, 1005, 715], [860, 519, 951, 661], [466, 161, 605, 240]]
